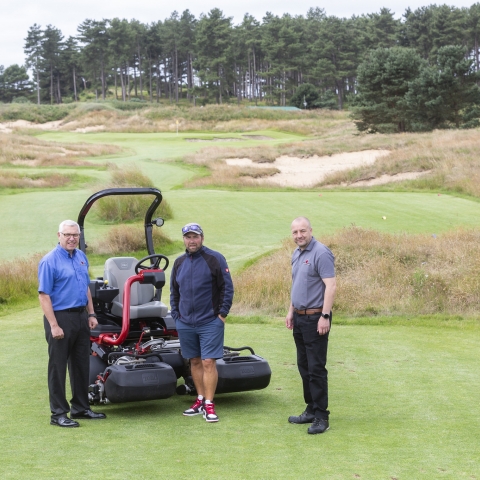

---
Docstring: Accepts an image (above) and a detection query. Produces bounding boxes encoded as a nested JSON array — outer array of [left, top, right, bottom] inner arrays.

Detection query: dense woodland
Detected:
[[1, 4, 480, 114]]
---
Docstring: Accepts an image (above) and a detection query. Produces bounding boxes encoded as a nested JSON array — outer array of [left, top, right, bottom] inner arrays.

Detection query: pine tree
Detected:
[[351, 47, 425, 132], [195, 9, 233, 104], [77, 19, 109, 100], [42, 25, 64, 104], [405, 45, 480, 129], [24, 23, 43, 104]]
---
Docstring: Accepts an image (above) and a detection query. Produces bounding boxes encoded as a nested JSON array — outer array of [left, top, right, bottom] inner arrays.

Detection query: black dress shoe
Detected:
[[288, 410, 315, 424], [71, 409, 106, 420], [307, 418, 330, 434], [50, 416, 80, 428]]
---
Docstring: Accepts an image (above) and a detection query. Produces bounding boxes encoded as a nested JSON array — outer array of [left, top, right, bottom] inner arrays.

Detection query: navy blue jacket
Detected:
[[170, 245, 234, 327]]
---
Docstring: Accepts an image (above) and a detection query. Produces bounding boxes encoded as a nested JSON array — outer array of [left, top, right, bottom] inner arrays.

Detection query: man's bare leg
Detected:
[[190, 356, 205, 396], [202, 358, 218, 401]]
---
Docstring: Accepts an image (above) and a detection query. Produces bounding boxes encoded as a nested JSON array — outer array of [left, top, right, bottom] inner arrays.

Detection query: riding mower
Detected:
[[78, 188, 271, 405]]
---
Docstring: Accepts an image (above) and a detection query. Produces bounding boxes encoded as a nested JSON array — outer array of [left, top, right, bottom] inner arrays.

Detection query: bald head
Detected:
[[291, 217, 313, 250], [291, 216, 311, 229]]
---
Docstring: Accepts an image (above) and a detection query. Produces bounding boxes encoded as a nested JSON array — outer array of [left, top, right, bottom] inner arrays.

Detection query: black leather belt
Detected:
[[55, 307, 86, 313], [294, 308, 323, 315]]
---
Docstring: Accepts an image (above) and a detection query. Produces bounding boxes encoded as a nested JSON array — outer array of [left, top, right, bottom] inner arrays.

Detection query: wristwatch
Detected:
[[88, 313, 97, 318], [321, 312, 330, 320]]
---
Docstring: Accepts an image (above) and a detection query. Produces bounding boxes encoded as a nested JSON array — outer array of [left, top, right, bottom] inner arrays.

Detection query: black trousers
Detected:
[[292, 311, 331, 420], [44, 310, 90, 419]]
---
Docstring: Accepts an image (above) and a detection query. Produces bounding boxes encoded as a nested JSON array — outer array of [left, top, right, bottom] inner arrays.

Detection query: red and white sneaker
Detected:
[[183, 397, 204, 416], [203, 402, 219, 422]]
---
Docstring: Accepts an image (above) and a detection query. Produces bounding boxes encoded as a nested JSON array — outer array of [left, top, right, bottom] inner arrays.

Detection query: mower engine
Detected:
[[88, 338, 185, 404]]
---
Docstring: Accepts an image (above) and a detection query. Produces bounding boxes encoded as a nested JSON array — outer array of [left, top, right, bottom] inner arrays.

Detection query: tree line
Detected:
[[1, 4, 480, 112]]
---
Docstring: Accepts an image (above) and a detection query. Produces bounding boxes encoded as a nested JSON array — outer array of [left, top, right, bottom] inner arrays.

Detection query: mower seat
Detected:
[[104, 257, 168, 320]]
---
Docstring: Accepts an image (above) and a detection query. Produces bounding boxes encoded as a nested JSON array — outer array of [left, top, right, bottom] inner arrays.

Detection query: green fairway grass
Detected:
[[2, 187, 480, 270], [0, 307, 478, 479]]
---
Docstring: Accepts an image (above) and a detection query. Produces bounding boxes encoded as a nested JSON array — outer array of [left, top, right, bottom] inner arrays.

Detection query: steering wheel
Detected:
[[135, 254, 169, 274]]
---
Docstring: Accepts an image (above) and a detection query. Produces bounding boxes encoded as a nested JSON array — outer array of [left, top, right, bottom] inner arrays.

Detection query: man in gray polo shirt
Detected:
[[285, 216, 336, 434]]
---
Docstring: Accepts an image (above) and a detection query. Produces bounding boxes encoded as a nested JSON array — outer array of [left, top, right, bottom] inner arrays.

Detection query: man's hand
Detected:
[[88, 316, 98, 329], [317, 317, 330, 335], [219, 315, 226, 323], [51, 324, 64, 340], [285, 311, 294, 330]]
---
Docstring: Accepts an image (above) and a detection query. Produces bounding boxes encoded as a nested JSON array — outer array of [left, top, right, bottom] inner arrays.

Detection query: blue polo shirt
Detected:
[[38, 244, 90, 311]]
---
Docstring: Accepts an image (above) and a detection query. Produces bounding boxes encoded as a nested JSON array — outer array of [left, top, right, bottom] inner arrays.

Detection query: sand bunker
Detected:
[[73, 125, 105, 133], [0, 120, 109, 134], [346, 171, 431, 187], [226, 150, 395, 187], [241, 135, 273, 140]]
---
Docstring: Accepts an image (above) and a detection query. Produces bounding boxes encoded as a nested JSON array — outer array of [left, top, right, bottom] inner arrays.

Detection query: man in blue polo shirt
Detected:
[[38, 220, 106, 428], [285, 217, 336, 435], [170, 222, 234, 422]]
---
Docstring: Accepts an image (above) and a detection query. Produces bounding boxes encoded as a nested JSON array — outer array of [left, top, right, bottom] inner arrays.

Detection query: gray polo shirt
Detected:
[[291, 237, 335, 310]]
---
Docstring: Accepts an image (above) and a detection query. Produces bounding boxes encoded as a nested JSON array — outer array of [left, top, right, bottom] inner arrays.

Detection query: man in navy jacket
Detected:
[[170, 223, 234, 422]]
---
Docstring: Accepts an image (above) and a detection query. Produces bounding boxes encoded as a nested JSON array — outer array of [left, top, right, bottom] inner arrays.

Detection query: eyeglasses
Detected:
[[60, 232, 80, 239], [182, 224, 203, 235]]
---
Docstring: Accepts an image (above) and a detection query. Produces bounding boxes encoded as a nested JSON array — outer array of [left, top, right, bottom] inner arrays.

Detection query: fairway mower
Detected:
[[78, 188, 271, 405]]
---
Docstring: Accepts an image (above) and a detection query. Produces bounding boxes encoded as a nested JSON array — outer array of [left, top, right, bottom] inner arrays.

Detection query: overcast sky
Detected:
[[1, 1, 476, 67]]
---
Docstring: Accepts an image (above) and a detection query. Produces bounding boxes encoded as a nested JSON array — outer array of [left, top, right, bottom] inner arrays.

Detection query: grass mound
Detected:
[[1, 102, 348, 135], [94, 165, 173, 222], [88, 224, 180, 256], [0, 171, 72, 189], [0, 103, 75, 123], [143, 104, 322, 122], [0, 133, 121, 167], [233, 226, 480, 317]]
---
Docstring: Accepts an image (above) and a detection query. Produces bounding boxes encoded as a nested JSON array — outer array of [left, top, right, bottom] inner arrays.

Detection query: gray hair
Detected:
[[58, 220, 80, 233], [291, 216, 311, 228]]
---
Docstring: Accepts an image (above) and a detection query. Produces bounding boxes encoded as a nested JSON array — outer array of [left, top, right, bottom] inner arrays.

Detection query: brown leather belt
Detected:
[[294, 308, 323, 315]]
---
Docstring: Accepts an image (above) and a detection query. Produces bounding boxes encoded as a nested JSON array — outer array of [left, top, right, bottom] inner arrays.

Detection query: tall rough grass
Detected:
[[88, 224, 177, 255], [0, 133, 121, 166], [232, 226, 480, 317], [0, 254, 43, 306], [1, 102, 347, 135], [0, 171, 71, 189], [319, 128, 480, 195], [95, 165, 173, 222]]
